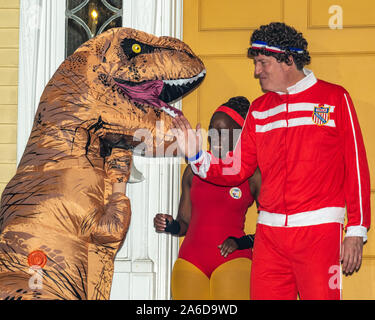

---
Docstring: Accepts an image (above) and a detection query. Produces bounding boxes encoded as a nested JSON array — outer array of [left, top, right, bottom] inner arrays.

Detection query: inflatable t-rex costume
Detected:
[[0, 28, 205, 300]]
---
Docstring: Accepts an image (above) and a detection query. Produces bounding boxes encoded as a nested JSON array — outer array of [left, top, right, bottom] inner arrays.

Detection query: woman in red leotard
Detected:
[[154, 96, 261, 299]]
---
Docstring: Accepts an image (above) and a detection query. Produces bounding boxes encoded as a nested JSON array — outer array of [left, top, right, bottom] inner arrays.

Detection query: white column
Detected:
[[110, 0, 183, 300]]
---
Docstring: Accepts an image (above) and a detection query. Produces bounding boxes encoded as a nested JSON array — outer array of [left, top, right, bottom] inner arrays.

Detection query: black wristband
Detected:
[[164, 219, 181, 235], [228, 234, 255, 250]]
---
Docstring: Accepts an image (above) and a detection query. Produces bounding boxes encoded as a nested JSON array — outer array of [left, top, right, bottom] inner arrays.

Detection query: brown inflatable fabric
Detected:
[[0, 28, 205, 300]]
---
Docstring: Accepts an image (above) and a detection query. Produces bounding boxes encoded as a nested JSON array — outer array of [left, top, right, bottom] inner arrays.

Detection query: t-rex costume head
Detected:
[[0, 28, 205, 300]]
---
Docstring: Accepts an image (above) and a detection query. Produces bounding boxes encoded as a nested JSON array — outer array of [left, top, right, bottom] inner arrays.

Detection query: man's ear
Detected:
[[282, 55, 297, 72], [286, 55, 295, 67]]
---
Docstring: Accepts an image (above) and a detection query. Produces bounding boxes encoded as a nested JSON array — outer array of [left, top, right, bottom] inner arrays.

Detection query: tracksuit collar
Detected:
[[276, 68, 317, 95]]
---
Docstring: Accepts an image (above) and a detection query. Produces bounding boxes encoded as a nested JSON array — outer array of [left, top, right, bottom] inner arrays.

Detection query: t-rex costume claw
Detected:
[[0, 28, 205, 300]]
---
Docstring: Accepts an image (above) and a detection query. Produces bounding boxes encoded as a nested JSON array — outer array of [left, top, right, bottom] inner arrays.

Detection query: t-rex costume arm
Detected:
[[0, 28, 205, 300]]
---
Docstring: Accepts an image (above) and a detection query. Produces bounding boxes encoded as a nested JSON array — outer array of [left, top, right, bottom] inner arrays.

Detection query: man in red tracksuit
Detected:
[[173, 22, 371, 299]]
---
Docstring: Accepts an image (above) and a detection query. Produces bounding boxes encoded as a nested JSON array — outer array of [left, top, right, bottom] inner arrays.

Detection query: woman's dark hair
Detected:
[[221, 96, 250, 119], [247, 22, 311, 70]]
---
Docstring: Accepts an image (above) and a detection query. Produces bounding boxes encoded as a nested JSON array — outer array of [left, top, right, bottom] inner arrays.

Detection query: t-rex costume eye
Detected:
[[0, 28, 205, 300], [131, 43, 141, 53], [121, 38, 157, 59]]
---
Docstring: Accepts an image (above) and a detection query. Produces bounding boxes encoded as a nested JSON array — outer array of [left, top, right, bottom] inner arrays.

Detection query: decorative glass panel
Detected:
[[66, 0, 123, 57]]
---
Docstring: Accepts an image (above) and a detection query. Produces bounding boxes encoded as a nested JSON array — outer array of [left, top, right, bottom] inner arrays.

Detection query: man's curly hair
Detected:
[[248, 22, 311, 70]]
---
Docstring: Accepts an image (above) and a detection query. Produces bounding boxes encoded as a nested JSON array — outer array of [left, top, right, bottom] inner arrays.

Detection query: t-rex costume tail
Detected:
[[0, 28, 205, 300]]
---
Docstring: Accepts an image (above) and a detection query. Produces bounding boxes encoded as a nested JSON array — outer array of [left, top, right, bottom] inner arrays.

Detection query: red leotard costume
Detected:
[[171, 103, 254, 300], [178, 175, 253, 278]]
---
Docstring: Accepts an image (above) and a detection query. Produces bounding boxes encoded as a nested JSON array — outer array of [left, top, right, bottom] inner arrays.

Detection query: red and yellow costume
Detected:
[[172, 176, 253, 300]]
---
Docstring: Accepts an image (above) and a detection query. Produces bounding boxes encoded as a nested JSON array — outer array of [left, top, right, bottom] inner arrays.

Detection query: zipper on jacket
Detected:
[[284, 93, 289, 226]]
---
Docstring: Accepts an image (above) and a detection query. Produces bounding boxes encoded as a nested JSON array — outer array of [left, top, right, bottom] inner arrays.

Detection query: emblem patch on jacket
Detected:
[[312, 104, 330, 126], [229, 187, 242, 199]]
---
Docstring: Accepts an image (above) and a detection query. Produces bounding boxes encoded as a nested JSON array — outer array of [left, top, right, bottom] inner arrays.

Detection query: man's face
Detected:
[[253, 54, 290, 93]]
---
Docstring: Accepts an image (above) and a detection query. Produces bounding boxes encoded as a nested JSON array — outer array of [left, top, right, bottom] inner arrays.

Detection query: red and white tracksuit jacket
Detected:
[[191, 69, 371, 299], [191, 69, 371, 239]]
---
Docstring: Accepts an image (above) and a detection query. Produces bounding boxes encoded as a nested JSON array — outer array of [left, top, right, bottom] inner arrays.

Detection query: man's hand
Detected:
[[218, 238, 239, 258], [172, 116, 203, 159], [341, 236, 363, 275]]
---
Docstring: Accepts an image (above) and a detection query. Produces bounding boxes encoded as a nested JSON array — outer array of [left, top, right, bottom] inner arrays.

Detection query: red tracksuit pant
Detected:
[[250, 223, 342, 300]]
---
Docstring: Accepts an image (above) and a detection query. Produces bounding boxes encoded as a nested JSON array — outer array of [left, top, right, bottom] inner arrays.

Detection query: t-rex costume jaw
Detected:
[[0, 28, 205, 300]]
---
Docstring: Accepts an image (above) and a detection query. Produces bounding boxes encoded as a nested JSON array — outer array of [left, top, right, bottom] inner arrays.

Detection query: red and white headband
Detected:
[[214, 106, 245, 127], [251, 41, 304, 54]]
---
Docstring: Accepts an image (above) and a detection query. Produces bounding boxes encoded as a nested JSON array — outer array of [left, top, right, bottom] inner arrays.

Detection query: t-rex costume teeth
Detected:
[[0, 27, 205, 300]]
